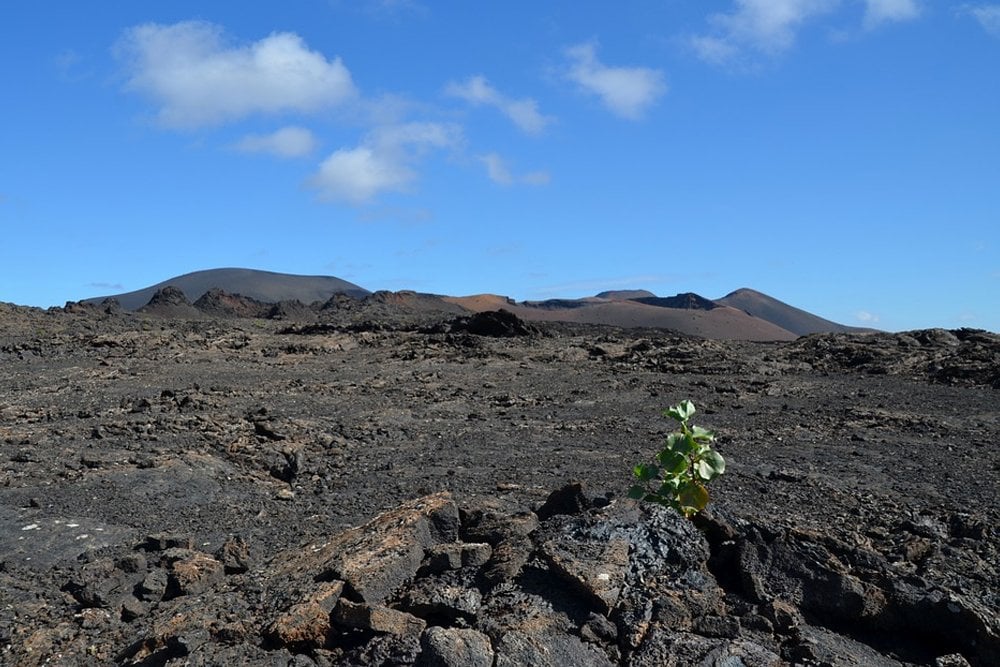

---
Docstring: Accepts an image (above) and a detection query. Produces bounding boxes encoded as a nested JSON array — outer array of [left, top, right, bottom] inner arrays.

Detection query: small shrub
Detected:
[[628, 400, 726, 518]]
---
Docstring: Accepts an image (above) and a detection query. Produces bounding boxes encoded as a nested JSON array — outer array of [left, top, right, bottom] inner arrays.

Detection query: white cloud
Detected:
[[863, 0, 921, 28], [855, 310, 881, 323], [564, 43, 666, 120], [118, 21, 356, 128], [309, 122, 460, 204], [480, 153, 513, 185], [311, 147, 411, 205], [691, 0, 924, 63], [479, 153, 550, 186], [689, 36, 741, 66], [368, 122, 460, 152], [233, 126, 318, 158], [691, 0, 839, 63], [446, 76, 552, 134], [963, 4, 1000, 36]]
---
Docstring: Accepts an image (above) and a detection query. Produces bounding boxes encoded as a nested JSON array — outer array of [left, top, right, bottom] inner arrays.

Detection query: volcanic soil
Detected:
[[0, 301, 997, 666]]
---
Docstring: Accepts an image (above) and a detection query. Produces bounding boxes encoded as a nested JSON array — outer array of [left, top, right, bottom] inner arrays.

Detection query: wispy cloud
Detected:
[[53, 49, 93, 82], [564, 43, 666, 120], [962, 4, 1000, 36], [690, 0, 923, 64], [117, 21, 356, 128], [233, 126, 318, 158], [446, 75, 553, 135], [863, 0, 922, 29], [855, 310, 881, 324], [690, 0, 839, 64], [479, 153, 550, 186], [309, 122, 461, 204]]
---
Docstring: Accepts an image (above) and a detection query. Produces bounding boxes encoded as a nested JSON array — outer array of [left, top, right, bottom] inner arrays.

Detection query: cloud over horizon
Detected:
[[446, 76, 553, 135], [564, 43, 666, 120], [118, 21, 357, 128]]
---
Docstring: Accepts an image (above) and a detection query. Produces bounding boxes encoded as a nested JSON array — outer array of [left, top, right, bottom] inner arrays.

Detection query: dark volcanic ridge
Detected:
[[83, 268, 371, 311], [75, 268, 876, 340]]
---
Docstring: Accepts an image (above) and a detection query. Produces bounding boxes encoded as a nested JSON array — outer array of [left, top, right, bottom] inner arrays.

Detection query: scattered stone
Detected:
[[417, 626, 495, 667], [138, 568, 169, 601], [316, 493, 459, 603], [215, 535, 251, 574], [540, 537, 629, 614], [536, 481, 591, 520], [492, 629, 613, 667], [399, 577, 482, 623], [334, 599, 426, 638], [165, 553, 224, 599], [145, 533, 194, 552]]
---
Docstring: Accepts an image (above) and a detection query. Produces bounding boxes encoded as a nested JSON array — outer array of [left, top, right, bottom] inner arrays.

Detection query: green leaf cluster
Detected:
[[628, 400, 726, 518]]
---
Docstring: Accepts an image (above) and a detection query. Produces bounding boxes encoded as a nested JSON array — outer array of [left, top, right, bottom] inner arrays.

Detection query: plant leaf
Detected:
[[677, 433, 698, 455], [676, 400, 696, 421], [696, 449, 726, 480], [634, 463, 659, 482], [665, 400, 695, 422], [627, 485, 646, 500], [657, 449, 688, 475], [665, 432, 687, 452], [657, 478, 681, 496], [677, 481, 709, 514], [690, 425, 715, 442]]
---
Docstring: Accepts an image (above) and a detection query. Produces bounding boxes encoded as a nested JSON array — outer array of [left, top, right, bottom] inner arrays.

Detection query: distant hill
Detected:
[[594, 289, 656, 300], [715, 288, 874, 336], [444, 293, 799, 341], [83, 268, 370, 311], [75, 268, 869, 340]]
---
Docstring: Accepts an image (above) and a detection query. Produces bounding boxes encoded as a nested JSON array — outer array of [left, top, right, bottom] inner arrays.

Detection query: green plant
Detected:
[[628, 400, 726, 518]]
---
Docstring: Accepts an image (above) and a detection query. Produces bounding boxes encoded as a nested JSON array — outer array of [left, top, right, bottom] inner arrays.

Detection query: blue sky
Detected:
[[2, 1, 998, 332]]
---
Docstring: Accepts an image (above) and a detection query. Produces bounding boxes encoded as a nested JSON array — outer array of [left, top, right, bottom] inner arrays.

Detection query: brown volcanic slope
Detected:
[[83, 268, 370, 311], [445, 293, 797, 341], [716, 288, 875, 336]]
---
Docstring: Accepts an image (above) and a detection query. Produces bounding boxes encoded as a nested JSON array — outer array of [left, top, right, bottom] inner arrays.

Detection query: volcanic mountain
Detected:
[[83, 268, 370, 311], [78, 268, 869, 341], [716, 288, 874, 336]]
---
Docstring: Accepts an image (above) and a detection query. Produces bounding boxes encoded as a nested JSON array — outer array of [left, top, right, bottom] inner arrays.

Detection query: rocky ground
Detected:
[[0, 300, 997, 666]]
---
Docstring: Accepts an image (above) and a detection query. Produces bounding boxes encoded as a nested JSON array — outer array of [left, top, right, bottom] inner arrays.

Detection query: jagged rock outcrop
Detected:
[[192, 288, 272, 318], [137, 286, 202, 318], [36, 483, 999, 665], [442, 310, 541, 338]]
